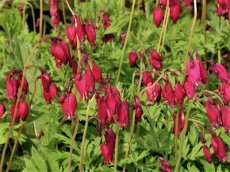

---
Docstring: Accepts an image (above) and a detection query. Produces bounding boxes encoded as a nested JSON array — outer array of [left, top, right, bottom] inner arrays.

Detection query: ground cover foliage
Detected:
[[0, 0, 230, 171]]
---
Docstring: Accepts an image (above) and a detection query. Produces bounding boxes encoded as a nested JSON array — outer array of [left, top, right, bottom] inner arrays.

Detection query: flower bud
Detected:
[[220, 83, 230, 104], [152, 7, 164, 27], [202, 145, 212, 163], [159, 158, 171, 172], [96, 95, 112, 125], [40, 72, 51, 91], [106, 85, 121, 117], [220, 106, 230, 134], [128, 51, 138, 67], [205, 98, 221, 127], [60, 93, 77, 119], [84, 21, 96, 46], [43, 83, 57, 104], [74, 15, 85, 42]]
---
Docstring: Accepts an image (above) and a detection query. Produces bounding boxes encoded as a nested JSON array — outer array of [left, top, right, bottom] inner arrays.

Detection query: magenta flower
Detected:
[[220, 106, 230, 134], [149, 50, 162, 70], [91, 60, 103, 83], [210, 63, 229, 82], [128, 51, 138, 67], [205, 98, 221, 127], [202, 145, 212, 163], [175, 80, 184, 105], [84, 21, 96, 46], [10, 101, 29, 122], [152, 7, 164, 27], [170, 4, 181, 23], [116, 101, 129, 128], [0, 104, 5, 118], [162, 80, 175, 107], [211, 134, 227, 163], [60, 92, 77, 119]]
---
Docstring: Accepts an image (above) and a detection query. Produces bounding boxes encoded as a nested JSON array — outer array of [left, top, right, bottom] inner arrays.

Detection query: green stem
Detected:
[[26, 2, 36, 33], [174, 107, 181, 160], [122, 58, 143, 172], [114, 125, 119, 172], [160, 5, 170, 51], [79, 95, 95, 172], [62, 0, 67, 24], [201, 0, 206, 36], [6, 123, 25, 172], [174, 98, 195, 172], [185, 0, 197, 65], [67, 118, 79, 172], [157, 4, 169, 52], [115, 0, 136, 85], [39, 0, 43, 58]]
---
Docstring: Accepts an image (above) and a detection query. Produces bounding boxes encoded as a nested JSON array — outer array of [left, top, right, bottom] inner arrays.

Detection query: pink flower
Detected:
[[159, 158, 171, 172], [146, 82, 161, 103], [183, 0, 192, 9], [128, 51, 138, 67], [149, 50, 162, 70], [170, 4, 181, 23], [106, 85, 121, 117], [43, 83, 57, 104], [6, 77, 19, 100], [220, 83, 230, 104], [67, 25, 77, 49], [116, 101, 129, 128], [202, 145, 212, 163], [211, 134, 227, 163], [10, 101, 29, 122], [96, 95, 112, 125], [152, 7, 164, 27], [40, 71, 51, 91], [186, 59, 207, 85], [132, 96, 143, 122], [60, 93, 77, 119], [210, 63, 229, 82], [142, 71, 153, 86], [49, 0, 60, 27], [162, 80, 175, 107], [104, 128, 116, 146], [220, 106, 230, 134], [183, 77, 196, 99], [91, 60, 103, 83], [100, 143, 114, 164], [84, 21, 97, 46], [205, 98, 221, 127], [74, 15, 85, 42]]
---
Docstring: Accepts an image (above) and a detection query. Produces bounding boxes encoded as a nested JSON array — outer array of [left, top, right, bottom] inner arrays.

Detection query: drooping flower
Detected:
[[220, 83, 230, 104], [142, 71, 153, 86], [132, 96, 143, 122], [6, 77, 19, 100], [60, 92, 77, 119], [128, 51, 138, 67], [49, 0, 60, 27], [162, 80, 175, 107], [183, 77, 196, 99], [149, 50, 162, 70], [116, 101, 129, 128], [202, 145, 212, 163], [170, 4, 182, 23], [10, 101, 29, 122], [146, 82, 161, 103], [84, 21, 97, 46], [43, 83, 57, 104], [152, 7, 164, 27], [205, 98, 221, 127], [91, 60, 103, 83], [159, 157, 171, 172], [210, 63, 229, 83], [67, 25, 77, 49], [211, 134, 227, 163], [220, 106, 230, 134]]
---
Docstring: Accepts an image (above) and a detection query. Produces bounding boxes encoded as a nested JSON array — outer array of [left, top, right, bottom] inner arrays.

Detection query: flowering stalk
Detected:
[[67, 117, 79, 172], [79, 94, 95, 172], [161, 5, 170, 50], [115, 0, 136, 85], [174, 106, 181, 160], [62, 0, 66, 24], [185, 0, 197, 65], [201, 0, 206, 35], [157, 3, 169, 52], [122, 58, 143, 172], [6, 122, 25, 172], [6, 74, 38, 172], [0, 44, 38, 172], [39, 0, 43, 53]]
